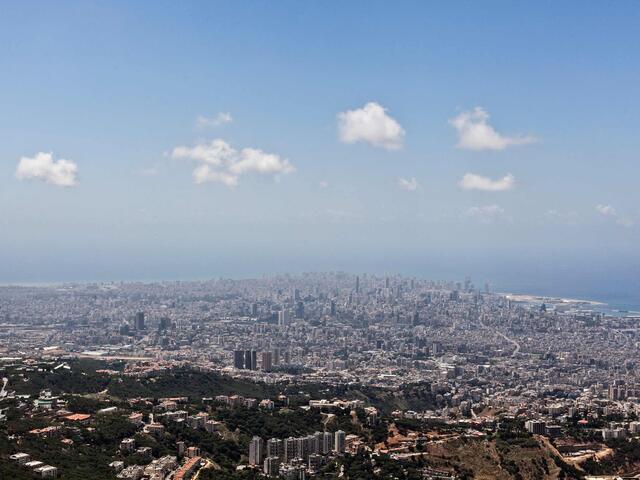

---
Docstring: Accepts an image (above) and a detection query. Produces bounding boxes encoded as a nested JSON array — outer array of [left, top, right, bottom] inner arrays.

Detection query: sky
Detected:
[[0, 1, 639, 303]]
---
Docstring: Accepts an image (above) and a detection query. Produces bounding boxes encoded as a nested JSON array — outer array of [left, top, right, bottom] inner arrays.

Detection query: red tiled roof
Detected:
[[174, 456, 201, 480], [64, 413, 91, 421]]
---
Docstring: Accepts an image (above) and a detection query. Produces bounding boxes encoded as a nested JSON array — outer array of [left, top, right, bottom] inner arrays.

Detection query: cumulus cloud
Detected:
[[319, 181, 329, 189], [196, 112, 233, 128], [15, 152, 78, 187], [595, 204, 634, 227], [596, 204, 616, 216], [458, 173, 515, 191], [338, 102, 405, 150], [466, 204, 505, 223], [449, 107, 536, 151], [172, 139, 295, 187], [397, 177, 419, 191]]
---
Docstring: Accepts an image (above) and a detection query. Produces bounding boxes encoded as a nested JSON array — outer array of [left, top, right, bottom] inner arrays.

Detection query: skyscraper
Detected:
[[249, 436, 264, 466], [266, 438, 283, 460], [134, 312, 145, 330], [322, 432, 333, 454], [283, 437, 296, 463], [158, 316, 171, 331], [278, 310, 290, 327], [233, 350, 245, 369], [334, 430, 346, 453], [261, 351, 273, 371], [264, 456, 280, 477], [244, 350, 257, 370]]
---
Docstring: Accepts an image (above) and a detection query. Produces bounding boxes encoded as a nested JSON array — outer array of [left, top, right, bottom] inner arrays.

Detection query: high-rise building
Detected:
[[278, 310, 290, 327], [158, 316, 171, 331], [525, 420, 547, 435], [295, 436, 312, 461], [244, 350, 257, 370], [251, 303, 258, 316], [312, 432, 323, 454], [355, 275, 360, 294], [283, 437, 296, 463], [334, 430, 346, 453], [233, 351, 245, 369], [134, 312, 145, 330], [249, 436, 265, 466], [322, 432, 333, 454], [266, 438, 283, 460], [261, 351, 273, 371], [308, 454, 323, 472], [264, 456, 280, 477]]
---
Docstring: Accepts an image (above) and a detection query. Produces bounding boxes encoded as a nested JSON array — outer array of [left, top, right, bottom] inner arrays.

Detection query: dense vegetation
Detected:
[[7, 359, 280, 400]]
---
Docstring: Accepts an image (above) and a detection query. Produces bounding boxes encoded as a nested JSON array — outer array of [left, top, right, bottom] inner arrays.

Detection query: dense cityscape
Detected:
[[1, 273, 640, 479], [3, 0, 639, 478]]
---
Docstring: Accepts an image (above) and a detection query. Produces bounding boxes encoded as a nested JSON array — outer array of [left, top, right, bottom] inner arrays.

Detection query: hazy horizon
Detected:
[[2, 259, 638, 311], [1, 2, 638, 309]]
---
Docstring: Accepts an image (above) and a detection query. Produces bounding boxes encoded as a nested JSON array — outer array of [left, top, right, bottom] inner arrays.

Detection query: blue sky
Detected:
[[1, 1, 639, 297]]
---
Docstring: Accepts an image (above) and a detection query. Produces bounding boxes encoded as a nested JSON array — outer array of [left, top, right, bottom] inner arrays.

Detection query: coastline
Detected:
[[500, 291, 640, 316]]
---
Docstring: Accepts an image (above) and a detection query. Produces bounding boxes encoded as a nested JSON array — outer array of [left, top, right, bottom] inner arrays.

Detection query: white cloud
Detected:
[[228, 148, 295, 176], [171, 139, 295, 187], [196, 112, 233, 128], [449, 107, 536, 151], [192, 164, 239, 187], [466, 204, 505, 223], [15, 152, 78, 187], [318, 181, 329, 189], [338, 102, 405, 150], [595, 204, 616, 216], [458, 173, 514, 191], [595, 204, 634, 228], [397, 177, 419, 191]]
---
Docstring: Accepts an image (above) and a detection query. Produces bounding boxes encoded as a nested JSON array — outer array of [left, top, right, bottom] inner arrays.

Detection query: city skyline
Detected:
[[1, 2, 639, 303], [2, 271, 640, 479], [3, 4, 640, 479]]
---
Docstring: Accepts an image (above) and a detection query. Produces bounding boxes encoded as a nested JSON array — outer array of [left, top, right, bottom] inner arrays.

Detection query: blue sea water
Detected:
[[1, 250, 638, 313]]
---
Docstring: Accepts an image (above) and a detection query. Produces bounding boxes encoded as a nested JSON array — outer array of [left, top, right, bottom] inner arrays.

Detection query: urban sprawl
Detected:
[[1, 273, 639, 480]]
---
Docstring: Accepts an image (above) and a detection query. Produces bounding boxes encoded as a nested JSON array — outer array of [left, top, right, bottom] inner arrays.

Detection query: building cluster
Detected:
[[9, 452, 58, 478], [2, 273, 640, 478], [249, 430, 349, 478]]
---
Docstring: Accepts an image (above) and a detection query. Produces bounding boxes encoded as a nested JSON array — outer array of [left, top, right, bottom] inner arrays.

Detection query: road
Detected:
[[479, 317, 521, 357], [0, 377, 8, 398]]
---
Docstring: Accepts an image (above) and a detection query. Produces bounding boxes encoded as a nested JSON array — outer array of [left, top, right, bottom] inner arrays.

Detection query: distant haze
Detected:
[[0, 2, 638, 310]]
